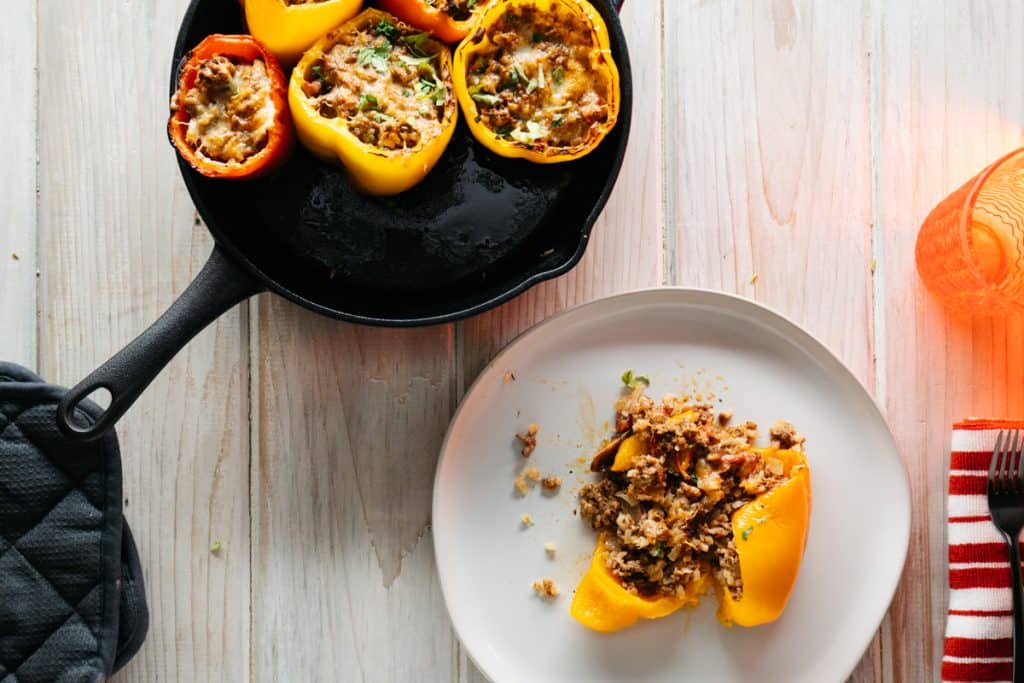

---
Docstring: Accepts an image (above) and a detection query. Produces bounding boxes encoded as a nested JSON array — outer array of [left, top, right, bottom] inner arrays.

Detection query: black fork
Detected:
[[987, 429, 1024, 683]]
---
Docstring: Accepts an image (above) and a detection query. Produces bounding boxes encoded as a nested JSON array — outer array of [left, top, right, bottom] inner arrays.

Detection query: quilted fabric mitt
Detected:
[[0, 362, 147, 682]]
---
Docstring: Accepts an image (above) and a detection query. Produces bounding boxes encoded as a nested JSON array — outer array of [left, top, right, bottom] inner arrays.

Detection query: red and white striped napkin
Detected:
[[944, 420, 1023, 683]]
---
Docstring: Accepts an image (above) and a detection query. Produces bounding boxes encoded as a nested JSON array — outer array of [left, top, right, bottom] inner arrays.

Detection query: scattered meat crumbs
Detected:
[[514, 477, 528, 496], [525, 467, 541, 482], [516, 423, 539, 457], [544, 542, 557, 556], [503, 370, 516, 383], [533, 578, 559, 599], [521, 513, 534, 527], [541, 475, 562, 491]]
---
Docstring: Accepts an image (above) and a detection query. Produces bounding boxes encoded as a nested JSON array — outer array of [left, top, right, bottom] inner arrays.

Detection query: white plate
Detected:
[[434, 289, 910, 683]]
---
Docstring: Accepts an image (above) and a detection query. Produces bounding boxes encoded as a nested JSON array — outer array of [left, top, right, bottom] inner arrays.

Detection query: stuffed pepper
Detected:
[[244, 0, 364, 66], [570, 387, 812, 632], [169, 34, 294, 180], [377, 0, 495, 43], [289, 9, 458, 195], [453, 0, 619, 163]]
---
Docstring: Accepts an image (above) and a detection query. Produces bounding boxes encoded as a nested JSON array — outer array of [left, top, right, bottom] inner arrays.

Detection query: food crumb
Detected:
[[541, 475, 562, 491], [544, 542, 557, 556], [210, 540, 222, 554], [525, 467, 541, 482], [521, 513, 534, 527], [503, 370, 516, 383], [870, 258, 877, 274], [749, 273, 759, 284], [514, 477, 528, 496], [532, 577, 559, 599], [10, 252, 19, 261], [516, 423, 539, 457], [718, 410, 733, 425]]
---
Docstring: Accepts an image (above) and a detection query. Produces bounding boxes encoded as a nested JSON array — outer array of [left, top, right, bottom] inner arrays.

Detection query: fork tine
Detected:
[[1008, 430, 1020, 493], [1015, 430, 1024, 494], [1002, 432, 1015, 493], [991, 430, 1006, 495]]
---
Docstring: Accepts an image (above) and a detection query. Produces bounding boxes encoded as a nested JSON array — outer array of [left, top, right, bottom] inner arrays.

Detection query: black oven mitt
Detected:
[[0, 362, 148, 682]]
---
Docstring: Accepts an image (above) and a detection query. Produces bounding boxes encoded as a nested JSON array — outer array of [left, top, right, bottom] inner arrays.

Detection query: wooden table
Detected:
[[3, 1, 1022, 680]]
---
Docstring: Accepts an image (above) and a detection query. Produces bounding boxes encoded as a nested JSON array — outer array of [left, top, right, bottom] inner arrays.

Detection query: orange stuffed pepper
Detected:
[[377, 0, 495, 43], [571, 387, 811, 632]]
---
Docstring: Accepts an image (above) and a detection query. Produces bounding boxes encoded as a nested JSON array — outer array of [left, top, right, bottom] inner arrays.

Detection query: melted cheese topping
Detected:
[[176, 56, 275, 164], [300, 20, 452, 151], [465, 1, 614, 150]]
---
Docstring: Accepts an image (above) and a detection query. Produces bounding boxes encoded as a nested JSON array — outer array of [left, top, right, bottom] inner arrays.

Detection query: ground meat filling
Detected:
[[300, 19, 450, 151], [465, 2, 613, 150], [175, 56, 275, 164], [435, 0, 478, 20], [578, 389, 803, 601]]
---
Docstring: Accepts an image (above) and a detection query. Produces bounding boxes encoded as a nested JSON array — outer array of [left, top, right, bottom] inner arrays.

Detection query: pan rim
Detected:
[[170, 0, 633, 327]]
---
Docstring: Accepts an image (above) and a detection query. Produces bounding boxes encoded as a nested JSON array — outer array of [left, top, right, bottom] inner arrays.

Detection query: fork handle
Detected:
[[1007, 532, 1024, 683]]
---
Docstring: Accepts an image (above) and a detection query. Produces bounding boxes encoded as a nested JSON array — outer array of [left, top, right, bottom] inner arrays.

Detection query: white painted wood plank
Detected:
[[251, 305, 458, 682], [458, 3, 663, 680], [663, 1, 879, 680], [877, 2, 1024, 680], [0, 2, 37, 369], [35, 0, 252, 680]]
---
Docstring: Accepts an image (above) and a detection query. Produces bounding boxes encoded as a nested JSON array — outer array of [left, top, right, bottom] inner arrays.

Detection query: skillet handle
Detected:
[[57, 246, 265, 441]]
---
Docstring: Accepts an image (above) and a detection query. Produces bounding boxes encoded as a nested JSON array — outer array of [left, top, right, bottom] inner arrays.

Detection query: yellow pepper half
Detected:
[[716, 448, 811, 627], [572, 448, 811, 632], [245, 0, 363, 66], [288, 9, 458, 196], [452, 0, 620, 163], [570, 534, 710, 633]]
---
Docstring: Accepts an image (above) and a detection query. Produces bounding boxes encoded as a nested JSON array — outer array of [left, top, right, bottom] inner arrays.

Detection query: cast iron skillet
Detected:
[[57, 0, 632, 440]]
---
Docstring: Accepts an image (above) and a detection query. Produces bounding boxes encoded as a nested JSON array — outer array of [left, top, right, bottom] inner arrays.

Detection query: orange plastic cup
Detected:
[[916, 148, 1024, 315]]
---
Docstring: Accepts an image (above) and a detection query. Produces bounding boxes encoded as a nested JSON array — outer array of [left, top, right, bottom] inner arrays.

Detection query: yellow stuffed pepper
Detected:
[[571, 392, 811, 634], [452, 0, 619, 163], [244, 0, 363, 66], [288, 9, 458, 195], [716, 449, 811, 626]]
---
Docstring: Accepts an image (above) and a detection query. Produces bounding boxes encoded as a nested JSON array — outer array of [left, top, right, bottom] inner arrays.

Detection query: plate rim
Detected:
[[433, 286, 911, 683]]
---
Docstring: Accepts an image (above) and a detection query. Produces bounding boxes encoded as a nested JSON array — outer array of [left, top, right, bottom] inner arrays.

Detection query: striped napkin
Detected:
[[944, 420, 1023, 683]]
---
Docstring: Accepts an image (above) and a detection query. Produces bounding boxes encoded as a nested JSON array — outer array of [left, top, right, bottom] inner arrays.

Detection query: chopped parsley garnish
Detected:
[[375, 19, 400, 41], [532, 31, 545, 43], [526, 78, 538, 94], [650, 542, 666, 558], [510, 120, 546, 144], [552, 115, 564, 128], [358, 44, 392, 73], [621, 369, 650, 389], [495, 125, 514, 138], [358, 92, 380, 111], [552, 66, 565, 86], [402, 32, 433, 57], [467, 0, 477, 7], [741, 526, 754, 541], [311, 65, 323, 80], [537, 63, 546, 89], [470, 86, 501, 106]]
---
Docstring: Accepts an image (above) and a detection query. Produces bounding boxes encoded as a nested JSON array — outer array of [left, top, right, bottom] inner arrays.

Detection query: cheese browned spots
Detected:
[[173, 56, 276, 164], [465, 1, 613, 150], [300, 18, 451, 151]]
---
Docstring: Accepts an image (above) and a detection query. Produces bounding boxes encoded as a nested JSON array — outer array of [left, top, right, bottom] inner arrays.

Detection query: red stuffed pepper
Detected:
[[169, 34, 294, 180]]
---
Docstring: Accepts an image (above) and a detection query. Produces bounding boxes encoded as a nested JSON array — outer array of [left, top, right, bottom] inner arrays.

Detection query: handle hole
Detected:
[[84, 386, 113, 411]]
